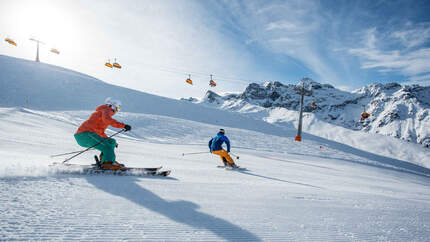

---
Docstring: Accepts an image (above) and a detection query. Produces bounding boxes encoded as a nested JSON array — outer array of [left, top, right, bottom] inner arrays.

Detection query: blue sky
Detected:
[[1, 0, 429, 99], [205, 0, 430, 89]]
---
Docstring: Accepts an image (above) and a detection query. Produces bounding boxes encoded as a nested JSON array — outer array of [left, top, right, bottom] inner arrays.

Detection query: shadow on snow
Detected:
[[236, 170, 323, 189], [84, 176, 261, 242]]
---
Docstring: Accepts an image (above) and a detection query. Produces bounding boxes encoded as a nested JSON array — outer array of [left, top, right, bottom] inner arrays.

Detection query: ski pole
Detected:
[[62, 129, 125, 163], [50, 149, 94, 158], [182, 151, 209, 156], [229, 152, 240, 159]]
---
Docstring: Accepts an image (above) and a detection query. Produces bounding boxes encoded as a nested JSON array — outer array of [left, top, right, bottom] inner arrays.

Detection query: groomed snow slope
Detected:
[[0, 54, 291, 138], [1, 107, 429, 241], [1, 54, 428, 168], [1, 55, 429, 241]]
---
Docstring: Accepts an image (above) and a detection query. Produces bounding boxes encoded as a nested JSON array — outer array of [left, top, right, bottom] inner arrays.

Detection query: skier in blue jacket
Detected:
[[208, 129, 238, 168]]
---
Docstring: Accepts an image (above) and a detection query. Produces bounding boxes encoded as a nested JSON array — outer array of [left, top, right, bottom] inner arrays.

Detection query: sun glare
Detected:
[[5, 0, 81, 51]]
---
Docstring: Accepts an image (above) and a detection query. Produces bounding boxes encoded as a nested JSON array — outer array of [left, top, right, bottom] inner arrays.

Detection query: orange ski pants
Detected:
[[211, 149, 234, 165]]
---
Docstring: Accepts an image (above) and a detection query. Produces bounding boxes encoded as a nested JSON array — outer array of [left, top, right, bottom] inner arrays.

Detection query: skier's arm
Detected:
[[208, 138, 213, 151], [224, 137, 231, 152], [101, 109, 125, 129]]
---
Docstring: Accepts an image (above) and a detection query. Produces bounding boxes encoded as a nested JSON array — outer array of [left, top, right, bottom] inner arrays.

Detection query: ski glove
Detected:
[[124, 124, 132, 131]]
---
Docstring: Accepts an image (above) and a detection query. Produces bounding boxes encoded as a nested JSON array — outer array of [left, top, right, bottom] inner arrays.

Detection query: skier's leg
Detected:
[[75, 132, 105, 165], [80, 132, 117, 163], [211, 150, 227, 166], [74, 132, 100, 148], [220, 150, 236, 167], [92, 138, 125, 170], [75, 132, 123, 170], [222, 157, 228, 166], [96, 138, 117, 163], [212, 149, 236, 166]]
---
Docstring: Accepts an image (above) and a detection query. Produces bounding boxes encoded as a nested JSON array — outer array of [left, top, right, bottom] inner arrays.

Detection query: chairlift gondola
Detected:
[[5, 38, 17, 46], [209, 74, 216, 87], [112, 58, 122, 69], [361, 112, 371, 120], [105, 59, 113, 68], [361, 105, 371, 121], [186, 74, 193, 85], [50, 48, 60, 54]]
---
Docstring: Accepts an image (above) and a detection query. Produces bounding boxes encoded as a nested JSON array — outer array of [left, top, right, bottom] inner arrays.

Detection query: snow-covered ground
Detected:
[[1, 55, 429, 241], [1, 107, 429, 241]]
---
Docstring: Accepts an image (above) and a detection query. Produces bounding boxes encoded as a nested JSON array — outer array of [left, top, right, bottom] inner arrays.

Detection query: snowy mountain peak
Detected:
[[198, 81, 430, 148], [354, 82, 402, 97]]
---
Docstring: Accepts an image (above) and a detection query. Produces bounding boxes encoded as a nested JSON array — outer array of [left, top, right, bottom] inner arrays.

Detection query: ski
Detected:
[[92, 155, 163, 172], [52, 162, 163, 172], [216, 165, 247, 171], [83, 168, 171, 177], [124, 166, 162, 172], [50, 162, 170, 177]]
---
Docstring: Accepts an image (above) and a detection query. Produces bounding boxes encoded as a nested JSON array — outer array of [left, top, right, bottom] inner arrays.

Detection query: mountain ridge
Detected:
[[188, 80, 430, 148]]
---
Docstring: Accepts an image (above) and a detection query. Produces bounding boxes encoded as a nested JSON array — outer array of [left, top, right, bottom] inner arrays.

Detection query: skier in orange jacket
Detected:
[[74, 98, 131, 170]]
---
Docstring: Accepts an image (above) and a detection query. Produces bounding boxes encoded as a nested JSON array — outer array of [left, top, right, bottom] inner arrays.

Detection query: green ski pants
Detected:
[[74, 132, 117, 163]]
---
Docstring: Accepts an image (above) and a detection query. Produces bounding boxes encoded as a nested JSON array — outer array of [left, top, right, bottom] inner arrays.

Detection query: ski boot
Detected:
[[100, 161, 126, 171], [229, 163, 239, 169], [96, 153, 103, 168]]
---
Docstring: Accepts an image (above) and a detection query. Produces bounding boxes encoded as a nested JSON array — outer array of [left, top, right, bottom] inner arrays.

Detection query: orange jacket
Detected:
[[76, 105, 125, 138]]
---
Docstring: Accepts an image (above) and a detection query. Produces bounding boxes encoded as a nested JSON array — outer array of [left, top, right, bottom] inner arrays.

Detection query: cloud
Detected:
[[266, 21, 298, 31], [406, 72, 430, 86], [391, 22, 430, 49], [217, 1, 342, 83], [348, 23, 430, 79]]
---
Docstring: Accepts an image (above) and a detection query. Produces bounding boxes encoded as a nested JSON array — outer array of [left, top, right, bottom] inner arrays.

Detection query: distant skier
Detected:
[[208, 129, 238, 168], [74, 98, 131, 170]]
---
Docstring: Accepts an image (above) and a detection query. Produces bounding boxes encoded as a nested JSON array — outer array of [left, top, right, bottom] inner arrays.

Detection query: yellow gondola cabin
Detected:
[[105, 60, 113, 68], [5, 38, 17, 46], [113, 59, 122, 69], [186, 74, 193, 85], [50, 48, 60, 54]]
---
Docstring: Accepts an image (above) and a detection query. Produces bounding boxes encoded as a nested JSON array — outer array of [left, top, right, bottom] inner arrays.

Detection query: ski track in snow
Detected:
[[1, 108, 430, 241]]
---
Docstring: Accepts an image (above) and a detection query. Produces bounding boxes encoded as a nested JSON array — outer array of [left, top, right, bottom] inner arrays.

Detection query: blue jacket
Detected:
[[209, 133, 230, 152]]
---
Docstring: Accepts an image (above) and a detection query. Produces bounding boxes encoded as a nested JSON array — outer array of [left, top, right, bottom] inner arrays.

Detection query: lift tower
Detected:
[[29, 38, 45, 62]]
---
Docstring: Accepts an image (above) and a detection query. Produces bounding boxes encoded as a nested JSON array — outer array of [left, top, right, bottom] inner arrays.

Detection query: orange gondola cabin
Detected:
[[50, 48, 60, 54], [105, 60, 113, 68], [361, 112, 371, 120], [209, 75, 216, 87], [5, 38, 17, 46], [186, 75, 193, 85], [113, 59, 122, 69]]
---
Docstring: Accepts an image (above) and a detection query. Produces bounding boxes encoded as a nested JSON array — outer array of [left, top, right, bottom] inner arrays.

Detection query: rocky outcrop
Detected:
[[195, 80, 430, 148]]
